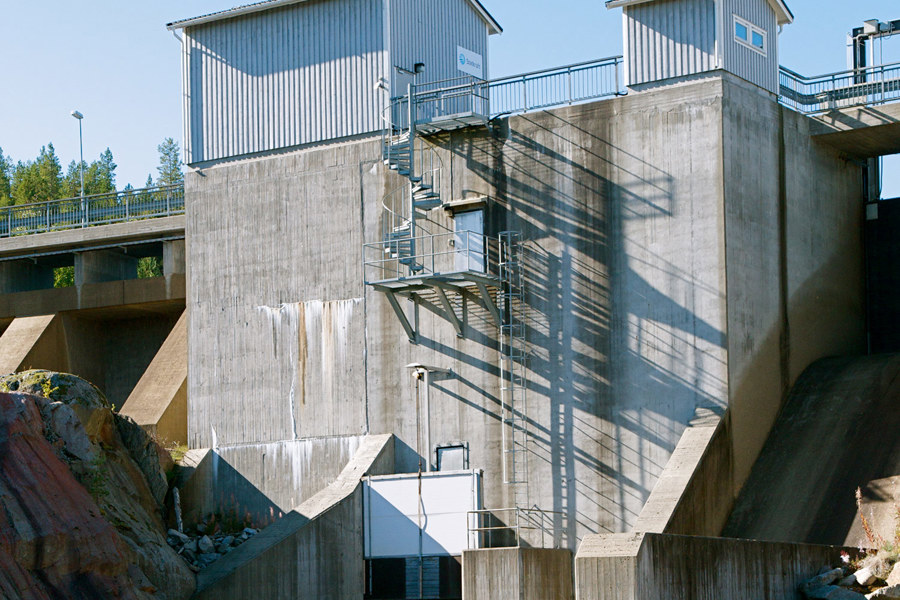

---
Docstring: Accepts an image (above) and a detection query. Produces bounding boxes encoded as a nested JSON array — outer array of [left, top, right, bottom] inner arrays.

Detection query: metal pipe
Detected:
[[77, 118, 84, 200], [424, 368, 431, 472]]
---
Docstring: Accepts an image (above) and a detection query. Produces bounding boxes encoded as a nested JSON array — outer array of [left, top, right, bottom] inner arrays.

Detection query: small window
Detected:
[[751, 30, 765, 50], [733, 15, 767, 57]]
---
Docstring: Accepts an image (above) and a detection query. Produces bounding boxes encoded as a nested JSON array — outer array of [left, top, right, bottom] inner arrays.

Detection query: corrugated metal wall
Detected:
[[624, 0, 717, 87], [183, 0, 387, 164], [389, 0, 490, 97], [722, 0, 779, 94]]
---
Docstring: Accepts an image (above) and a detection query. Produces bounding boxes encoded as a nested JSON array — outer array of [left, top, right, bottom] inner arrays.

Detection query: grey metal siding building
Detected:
[[607, 0, 792, 94], [721, 0, 780, 94], [169, 0, 500, 165], [621, 0, 718, 86]]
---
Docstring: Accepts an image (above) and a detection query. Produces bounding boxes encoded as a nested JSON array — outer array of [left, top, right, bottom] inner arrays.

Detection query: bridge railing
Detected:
[[0, 184, 184, 238], [780, 61, 900, 114]]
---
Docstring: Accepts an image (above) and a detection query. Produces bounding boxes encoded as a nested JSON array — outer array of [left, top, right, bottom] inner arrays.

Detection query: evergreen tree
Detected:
[[145, 174, 154, 189], [62, 148, 116, 197], [11, 144, 63, 205], [156, 138, 183, 186], [96, 148, 116, 192], [62, 160, 85, 198], [0, 148, 12, 207]]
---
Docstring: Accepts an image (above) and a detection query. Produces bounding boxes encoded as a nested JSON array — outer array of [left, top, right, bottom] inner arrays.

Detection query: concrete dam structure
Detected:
[[4, 0, 900, 597]]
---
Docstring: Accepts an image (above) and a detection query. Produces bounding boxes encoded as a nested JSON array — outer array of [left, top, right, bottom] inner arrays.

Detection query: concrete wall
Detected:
[[722, 77, 865, 495], [575, 532, 856, 600], [194, 434, 393, 600], [178, 435, 367, 528], [185, 73, 865, 549], [463, 548, 573, 600]]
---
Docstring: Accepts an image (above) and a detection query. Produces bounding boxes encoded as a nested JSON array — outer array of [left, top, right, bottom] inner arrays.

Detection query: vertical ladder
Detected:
[[499, 231, 528, 508]]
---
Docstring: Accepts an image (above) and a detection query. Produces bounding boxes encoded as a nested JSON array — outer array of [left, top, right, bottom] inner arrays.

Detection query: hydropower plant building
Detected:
[[2, 0, 900, 597]]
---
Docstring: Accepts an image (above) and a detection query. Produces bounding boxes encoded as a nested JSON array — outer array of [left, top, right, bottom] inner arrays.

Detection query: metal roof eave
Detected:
[[167, 0, 503, 34], [605, 0, 793, 26]]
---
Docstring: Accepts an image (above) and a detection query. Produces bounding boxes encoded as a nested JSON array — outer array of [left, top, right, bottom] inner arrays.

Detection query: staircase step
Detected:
[[413, 199, 442, 210]]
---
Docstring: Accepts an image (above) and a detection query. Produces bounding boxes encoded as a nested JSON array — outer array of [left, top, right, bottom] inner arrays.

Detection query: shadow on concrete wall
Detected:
[[415, 107, 728, 542], [177, 449, 284, 529]]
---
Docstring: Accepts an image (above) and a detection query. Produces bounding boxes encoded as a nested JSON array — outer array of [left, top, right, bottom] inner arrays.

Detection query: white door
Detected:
[[454, 210, 485, 273]]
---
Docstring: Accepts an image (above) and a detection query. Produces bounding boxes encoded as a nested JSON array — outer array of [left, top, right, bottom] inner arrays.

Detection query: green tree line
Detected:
[[0, 138, 183, 206], [0, 139, 184, 286]]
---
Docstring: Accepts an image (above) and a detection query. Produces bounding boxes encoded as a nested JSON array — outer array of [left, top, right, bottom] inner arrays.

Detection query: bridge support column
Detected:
[[75, 249, 138, 285], [0, 260, 55, 293], [163, 240, 185, 276]]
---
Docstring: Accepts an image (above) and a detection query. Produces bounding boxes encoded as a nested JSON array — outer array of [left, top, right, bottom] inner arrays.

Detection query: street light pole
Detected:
[[71, 110, 84, 224]]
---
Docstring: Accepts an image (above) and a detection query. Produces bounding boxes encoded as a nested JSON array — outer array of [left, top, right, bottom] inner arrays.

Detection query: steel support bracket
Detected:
[[433, 285, 463, 337], [474, 281, 501, 327], [384, 289, 417, 343]]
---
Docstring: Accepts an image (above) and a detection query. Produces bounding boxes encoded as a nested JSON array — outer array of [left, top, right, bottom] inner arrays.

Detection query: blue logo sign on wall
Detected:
[[459, 53, 466, 66]]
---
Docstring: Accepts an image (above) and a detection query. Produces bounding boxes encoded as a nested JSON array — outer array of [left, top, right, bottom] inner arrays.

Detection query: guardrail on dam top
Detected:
[[0, 184, 184, 238], [780, 61, 900, 114]]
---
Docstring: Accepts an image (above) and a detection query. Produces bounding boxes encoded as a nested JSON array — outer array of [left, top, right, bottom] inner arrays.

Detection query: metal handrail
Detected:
[[467, 507, 563, 549], [363, 229, 501, 284], [779, 61, 900, 114], [380, 143, 446, 241], [409, 55, 625, 122], [0, 184, 184, 238]]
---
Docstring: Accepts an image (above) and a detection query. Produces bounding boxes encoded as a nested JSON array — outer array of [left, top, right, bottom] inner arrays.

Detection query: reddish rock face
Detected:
[[0, 391, 153, 599]]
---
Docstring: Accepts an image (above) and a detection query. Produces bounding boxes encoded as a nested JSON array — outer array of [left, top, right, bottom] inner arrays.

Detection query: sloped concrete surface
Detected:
[[194, 433, 394, 600], [0, 314, 66, 375], [724, 354, 900, 546], [120, 309, 187, 443]]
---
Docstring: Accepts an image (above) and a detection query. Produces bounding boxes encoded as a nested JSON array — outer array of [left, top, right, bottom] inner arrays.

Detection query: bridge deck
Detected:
[[808, 102, 900, 158], [0, 215, 184, 262]]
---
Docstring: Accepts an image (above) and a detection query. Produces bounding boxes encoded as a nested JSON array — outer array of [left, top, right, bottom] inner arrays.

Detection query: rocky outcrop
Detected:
[[0, 370, 195, 599]]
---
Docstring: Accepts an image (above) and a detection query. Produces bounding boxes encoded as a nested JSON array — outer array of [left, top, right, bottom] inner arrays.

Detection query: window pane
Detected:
[[752, 31, 764, 49], [735, 21, 748, 41]]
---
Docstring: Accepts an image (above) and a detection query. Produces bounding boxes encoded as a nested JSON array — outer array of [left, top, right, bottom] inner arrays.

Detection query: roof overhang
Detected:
[[605, 0, 793, 26], [168, 0, 502, 34]]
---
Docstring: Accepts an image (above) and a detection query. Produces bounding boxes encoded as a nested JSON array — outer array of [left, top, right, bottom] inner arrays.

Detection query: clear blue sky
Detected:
[[1, 1, 898, 194]]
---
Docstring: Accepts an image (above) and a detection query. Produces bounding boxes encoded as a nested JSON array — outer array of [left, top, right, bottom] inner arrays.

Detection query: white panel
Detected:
[[364, 471, 482, 558]]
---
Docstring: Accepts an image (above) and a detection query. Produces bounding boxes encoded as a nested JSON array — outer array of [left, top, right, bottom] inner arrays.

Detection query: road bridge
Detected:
[[0, 185, 185, 318], [0, 185, 187, 438]]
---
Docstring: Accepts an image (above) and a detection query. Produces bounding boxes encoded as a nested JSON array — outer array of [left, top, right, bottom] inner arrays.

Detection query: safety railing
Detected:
[[383, 56, 626, 134], [486, 56, 624, 117], [467, 507, 563, 549], [363, 230, 502, 285], [780, 61, 900, 114], [0, 184, 184, 238]]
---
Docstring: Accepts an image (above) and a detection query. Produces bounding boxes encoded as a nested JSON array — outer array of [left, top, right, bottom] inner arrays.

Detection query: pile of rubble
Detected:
[[166, 526, 259, 572], [801, 553, 900, 599]]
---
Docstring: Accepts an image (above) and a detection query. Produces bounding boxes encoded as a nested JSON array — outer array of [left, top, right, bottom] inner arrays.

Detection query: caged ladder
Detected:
[[498, 231, 529, 508]]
